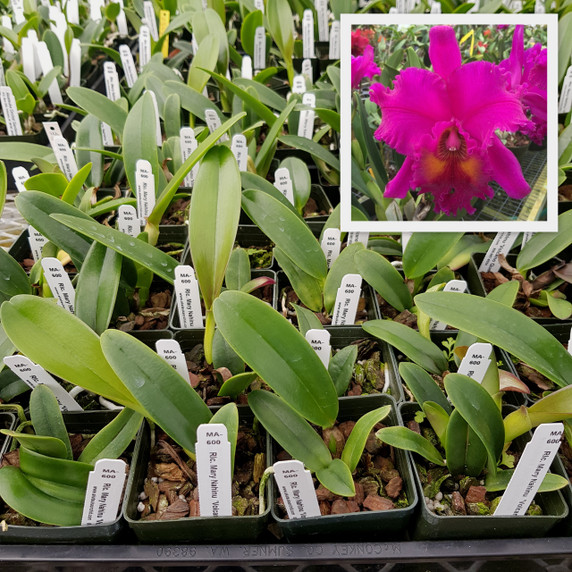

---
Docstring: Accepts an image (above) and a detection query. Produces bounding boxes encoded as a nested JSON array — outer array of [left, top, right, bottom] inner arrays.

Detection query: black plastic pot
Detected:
[[269, 394, 418, 542]]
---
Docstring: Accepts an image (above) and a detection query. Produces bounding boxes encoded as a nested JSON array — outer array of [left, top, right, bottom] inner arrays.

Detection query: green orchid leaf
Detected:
[[376, 426, 445, 466], [187, 34, 220, 93], [415, 292, 572, 387], [355, 93, 386, 186], [486, 469, 570, 493], [354, 248, 413, 313], [241, 171, 301, 218], [239, 276, 275, 294], [315, 458, 356, 497], [163, 94, 182, 139], [240, 9, 263, 57], [437, 234, 490, 270], [291, 303, 323, 336], [266, 0, 294, 83], [279, 157, 311, 214], [24, 172, 68, 196], [1, 295, 141, 411], [61, 163, 92, 205], [427, 267, 455, 290], [0, 142, 53, 162], [217, 372, 258, 399], [192, 8, 228, 74], [25, 474, 87, 504], [278, 135, 340, 173], [329, 344, 358, 397], [422, 401, 449, 445], [165, 80, 225, 122], [1, 430, 68, 459], [101, 329, 212, 454], [444, 409, 488, 477], [0, 160, 6, 218], [86, 198, 138, 218], [341, 405, 391, 472], [67, 87, 127, 137], [398, 362, 451, 413], [402, 233, 464, 279], [225, 247, 251, 291], [214, 291, 338, 427], [0, 247, 32, 304], [323, 242, 364, 314], [363, 320, 448, 375], [546, 292, 572, 320], [210, 402, 239, 474], [235, 78, 286, 112], [212, 329, 245, 376], [487, 280, 520, 307], [75, 115, 105, 188]]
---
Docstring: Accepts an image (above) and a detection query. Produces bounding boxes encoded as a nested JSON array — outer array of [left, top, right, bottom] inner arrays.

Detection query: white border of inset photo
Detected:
[[340, 14, 558, 232]]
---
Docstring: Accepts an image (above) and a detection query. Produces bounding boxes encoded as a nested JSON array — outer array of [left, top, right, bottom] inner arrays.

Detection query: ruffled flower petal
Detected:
[[384, 156, 416, 199], [351, 45, 381, 90], [429, 26, 462, 80], [487, 136, 531, 199]]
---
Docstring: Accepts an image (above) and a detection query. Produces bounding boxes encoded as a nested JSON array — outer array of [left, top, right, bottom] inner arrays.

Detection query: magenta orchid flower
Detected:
[[370, 26, 531, 216], [500, 25, 547, 145], [351, 45, 381, 90]]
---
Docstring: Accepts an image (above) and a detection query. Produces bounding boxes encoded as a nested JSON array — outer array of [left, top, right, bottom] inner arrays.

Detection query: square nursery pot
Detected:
[[0, 410, 135, 544], [399, 402, 569, 541], [270, 394, 418, 542], [122, 407, 271, 543]]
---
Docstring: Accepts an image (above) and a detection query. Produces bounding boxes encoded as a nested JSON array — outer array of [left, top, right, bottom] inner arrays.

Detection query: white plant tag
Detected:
[[196, 424, 232, 516], [180, 127, 199, 187], [27, 31, 42, 81], [41, 257, 75, 313], [69, 39, 81, 87], [521, 231, 534, 247], [301, 59, 313, 81], [101, 122, 114, 146], [305, 328, 331, 368], [28, 226, 47, 262], [401, 231, 412, 252], [231, 134, 248, 172], [1, 17, 14, 56], [568, 326, 572, 357], [253, 26, 266, 71], [138, 25, 151, 71], [146, 90, 162, 146], [12, 166, 29, 192], [156, 339, 190, 383], [430, 1, 442, 11], [273, 460, 321, 519], [81, 459, 127, 525], [117, 205, 138, 237], [478, 232, 519, 273], [292, 75, 307, 94], [320, 228, 341, 268], [191, 34, 199, 55], [494, 423, 564, 516], [0, 87, 22, 135], [10, 0, 25, 24], [104, 62, 121, 101], [119, 45, 138, 88], [89, 0, 104, 20], [36, 41, 62, 104], [43, 121, 63, 145], [297, 108, 315, 139], [388, 6, 398, 12], [558, 66, 572, 114], [21, 37, 36, 82], [135, 159, 155, 225], [254, 0, 264, 10], [329, 21, 340, 60], [174, 265, 204, 328], [3, 355, 83, 411], [51, 136, 78, 180], [347, 231, 369, 246], [396, 0, 407, 12], [273, 167, 295, 205], [315, 0, 329, 42], [240, 55, 253, 80], [143, 1, 159, 41], [116, 8, 128, 36], [302, 93, 316, 108], [430, 280, 468, 331], [204, 109, 228, 142], [66, 0, 79, 24], [512, 0, 522, 9], [332, 273, 362, 326], [457, 342, 492, 383], [534, 0, 545, 12], [302, 10, 315, 59]]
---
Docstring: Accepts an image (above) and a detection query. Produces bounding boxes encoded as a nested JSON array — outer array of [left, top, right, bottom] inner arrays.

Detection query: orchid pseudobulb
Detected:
[[370, 26, 531, 216]]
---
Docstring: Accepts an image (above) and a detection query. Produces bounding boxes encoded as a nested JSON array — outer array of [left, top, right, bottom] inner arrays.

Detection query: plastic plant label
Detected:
[[512, 0, 523, 9], [494, 423, 564, 516], [534, 0, 545, 12], [135, 159, 155, 225], [332, 273, 363, 326], [205, 109, 228, 143], [101, 122, 114, 146], [430, 1, 442, 11], [430, 279, 467, 330], [315, 0, 329, 42], [146, 90, 162, 146], [231, 134, 248, 172], [0, 87, 22, 136], [478, 232, 519, 273], [116, 8, 128, 36], [400, 232, 412, 252], [521, 231, 534, 247], [329, 21, 340, 60], [457, 342, 492, 383], [301, 59, 313, 82], [119, 45, 138, 88], [292, 75, 307, 94], [558, 66, 572, 114], [241, 55, 253, 80], [117, 205, 138, 237], [65, 0, 79, 23], [156, 339, 190, 383], [195, 424, 232, 517], [302, 93, 316, 108], [81, 459, 127, 525], [12, 166, 29, 192], [347, 231, 369, 246], [0, 62, 4, 87], [104, 62, 121, 101], [254, 0, 264, 11], [1, 17, 14, 56], [180, 127, 199, 187], [273, 460, 321, 519], [43, 121, 63, 145], [273, 167, 295, 205], [320, 228, 341, 268], [174, 265, 204, 328], [191, 34, 199, 55], [21, 37, 36, 82], [297, 109, 315, 139], [159, 10, 170, 57], [89, 0, 104, 20], [36, 42, 62, 104], [51, 136, 78, 181], [143, 0, 159, 40], [41, 257, 75, 313], [139, 25, 151, 72], [302, 10, 315, 59], [396, 0, 407, 12], [254, 26, 266, 71], [305, 328, 331, 368], [10, 0, 25, 24], [28, 226, 47, 262], [3, 356, 83, 411], [69, 38, 81, 87]]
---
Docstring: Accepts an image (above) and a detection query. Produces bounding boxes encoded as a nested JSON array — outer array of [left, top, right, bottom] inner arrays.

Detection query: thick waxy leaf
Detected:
[[235, 78, 286, 112], [61, 163, 92, 205], [323, 242, 364, 313], [486, 469, 570, 493], [218, 372, 258, 399], [363, 320, 448, 375], [399, 362, 451, 413], [241, 172, 301, 218], [24, 172, 68, 196], [291, 303, 323, 336], [1, 431, 68, 459], [354, 248, 412, 312], [329, 344, 358, 397], [278, 135, 340, 173], [279, 157, 311, 213], [427, 267, 455, 290], [165, 80, 225, 122], [50, 215, 178, 284], [0, 142, 53, 162], [415, 292, 572, 387], [0, 247, 32, 304], [341, 405, 390, 472], [1, 295, 141, 411], [210, 403, 239, 473], [225, 248, 251, 292], [67, 87, 127, 137], [212, 329, 245, 375], [214, 291, 338, 427], [422, 402, 449, 445], [487, 280, 520, 307], [316, 458, 356, 497], [26, 474, 87, 503], [240, 9, 263, 57], [192, 8, 228, 74], [101, 330, 212, 454], [376, 426, 445, 466], [266, 0, 294, 82], [75, 115, 104, 188], [546, 292, 572, 319], [402, 233, 464, 279], [19, 447, 93, 487], [437, 234, 490, 270], [444, 409, 488, 477], [188, 34, 219, 93]]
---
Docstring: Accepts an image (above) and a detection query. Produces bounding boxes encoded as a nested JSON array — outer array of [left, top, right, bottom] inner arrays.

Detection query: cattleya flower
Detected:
[[351, 45, 381, 90], [500, 25, 547, 145], [370, 26, 531, 216], [351, 28, 374, 56]]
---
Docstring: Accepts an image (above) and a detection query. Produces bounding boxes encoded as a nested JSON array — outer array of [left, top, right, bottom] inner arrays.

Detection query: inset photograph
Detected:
[[340, 15, 558, 232]]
